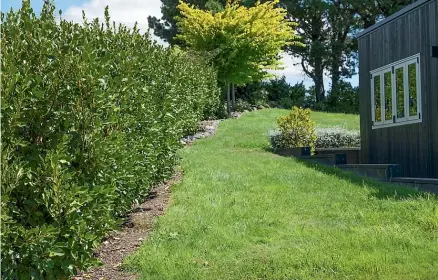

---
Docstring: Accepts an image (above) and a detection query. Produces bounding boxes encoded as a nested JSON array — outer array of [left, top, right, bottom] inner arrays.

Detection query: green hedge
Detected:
[[1, 2, 220, 279]]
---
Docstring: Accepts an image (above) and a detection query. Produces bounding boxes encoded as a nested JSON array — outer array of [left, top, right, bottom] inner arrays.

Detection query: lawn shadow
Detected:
[[295, 158, 434, 201]]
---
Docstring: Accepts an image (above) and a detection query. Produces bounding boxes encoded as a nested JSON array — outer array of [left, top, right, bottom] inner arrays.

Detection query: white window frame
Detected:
[[371, 73, 383, 126], [370, 53, 422, 129], [381, 69, 393, 125], [405, 58, 422, 121], [394, 64, 407, 123]]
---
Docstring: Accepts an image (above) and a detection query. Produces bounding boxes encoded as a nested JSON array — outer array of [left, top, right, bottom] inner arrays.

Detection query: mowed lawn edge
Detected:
[[125, 109, 438, 280]]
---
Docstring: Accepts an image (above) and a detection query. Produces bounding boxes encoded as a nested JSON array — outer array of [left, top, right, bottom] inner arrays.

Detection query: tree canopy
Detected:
[[151, 0, 415, 105], [281, 0, 412, 103], [148, 0, 259, 44], [176, 0, 302, 85]]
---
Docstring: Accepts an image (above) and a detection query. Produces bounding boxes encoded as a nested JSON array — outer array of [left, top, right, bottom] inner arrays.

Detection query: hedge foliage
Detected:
[[1, 2, 220, 279], [315, 128, 361, 148]]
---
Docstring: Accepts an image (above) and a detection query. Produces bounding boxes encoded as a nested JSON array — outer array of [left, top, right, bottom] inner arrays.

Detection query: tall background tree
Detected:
[[176, 0, 302, 113], [150, 0, 416, 109], [326, 0, 359, 95], [176, 0, 299, 112], [351, 0, 413, 28], [280, 0, 413, 105], [282, 0, 329, 103]]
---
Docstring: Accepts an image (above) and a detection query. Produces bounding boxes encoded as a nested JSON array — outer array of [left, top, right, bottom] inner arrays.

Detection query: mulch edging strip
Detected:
[[74, 173, 181, 280], [73, 116, 235, 280]]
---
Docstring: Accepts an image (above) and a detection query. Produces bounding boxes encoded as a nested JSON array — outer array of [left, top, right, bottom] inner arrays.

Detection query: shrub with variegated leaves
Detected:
[[273, 107, 316, 149], [315, 127, 361, 148]]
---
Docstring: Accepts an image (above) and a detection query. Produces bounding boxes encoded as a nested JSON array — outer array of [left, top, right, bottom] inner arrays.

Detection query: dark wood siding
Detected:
[[359, 0, 438, 178], [430, 0, 438, 178]]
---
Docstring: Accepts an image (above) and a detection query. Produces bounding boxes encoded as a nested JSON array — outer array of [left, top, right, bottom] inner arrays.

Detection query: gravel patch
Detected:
[[180, 120, 220, 145]]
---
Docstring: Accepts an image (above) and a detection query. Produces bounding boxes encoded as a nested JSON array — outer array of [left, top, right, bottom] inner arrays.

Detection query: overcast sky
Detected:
[[2, 0, 358, 88]]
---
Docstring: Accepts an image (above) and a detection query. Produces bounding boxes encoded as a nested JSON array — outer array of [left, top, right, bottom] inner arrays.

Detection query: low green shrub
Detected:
[[1, 2, 220, 279], [325, 81, 359, 114], [265, 78, 305, 108], [272, 107, 316, 149], [278, 97, 294, 109], [288, 82, 306, 107], [235, 81, 263, 104], [234, 99, 252, 112], [268, 129, 285, 150], [236, 77, 305, 109], [235, 86, 268, 108], [315, 128, 361, 148], [304, 81, 359, 114], [250, 88, 269, 106]]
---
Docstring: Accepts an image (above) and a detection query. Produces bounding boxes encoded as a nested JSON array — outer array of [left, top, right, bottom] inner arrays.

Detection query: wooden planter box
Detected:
[[314, 147, 361, 164], [275, 147, 311, 157]]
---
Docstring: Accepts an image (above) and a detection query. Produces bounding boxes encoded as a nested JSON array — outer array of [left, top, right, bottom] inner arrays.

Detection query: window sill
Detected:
[[372, 118, 422, 129]]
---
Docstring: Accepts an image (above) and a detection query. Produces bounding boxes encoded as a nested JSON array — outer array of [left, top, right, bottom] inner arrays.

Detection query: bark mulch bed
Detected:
[[73, 173, 182, 280]]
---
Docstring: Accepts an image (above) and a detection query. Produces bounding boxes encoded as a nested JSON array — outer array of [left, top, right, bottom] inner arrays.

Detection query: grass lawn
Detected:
[[125, 109, 438, 280]]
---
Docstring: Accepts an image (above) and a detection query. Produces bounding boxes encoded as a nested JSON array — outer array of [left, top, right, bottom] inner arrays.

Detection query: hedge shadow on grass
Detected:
[[295, 159, 433, 201]]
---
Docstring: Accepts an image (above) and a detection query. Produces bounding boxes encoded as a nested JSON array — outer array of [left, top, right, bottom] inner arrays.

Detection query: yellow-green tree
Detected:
[[176, 0, 302, 113]]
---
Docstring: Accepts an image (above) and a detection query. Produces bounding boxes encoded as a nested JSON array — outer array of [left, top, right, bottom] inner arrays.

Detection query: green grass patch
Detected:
[[125, 109, 438, 280]]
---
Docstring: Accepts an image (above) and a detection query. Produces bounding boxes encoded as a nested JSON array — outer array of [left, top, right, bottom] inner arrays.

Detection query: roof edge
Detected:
[[357, 0, 432, 38]]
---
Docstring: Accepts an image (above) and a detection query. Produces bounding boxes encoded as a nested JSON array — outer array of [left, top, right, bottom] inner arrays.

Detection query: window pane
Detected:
[[395, 67, 405, 118], [384, 71, 392, 121], [408, 63, 418, 116], [374, 75, 381, 122]]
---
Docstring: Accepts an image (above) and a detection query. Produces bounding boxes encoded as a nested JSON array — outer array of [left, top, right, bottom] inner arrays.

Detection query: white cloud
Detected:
[[269, 53, 315, 87], [270, 53, 303, 77], [63, 0, 163, 41]]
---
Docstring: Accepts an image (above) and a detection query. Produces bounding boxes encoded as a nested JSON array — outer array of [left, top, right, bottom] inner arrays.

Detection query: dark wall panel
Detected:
[[430, 0, 438, 177], [359, 0, 437, 178]]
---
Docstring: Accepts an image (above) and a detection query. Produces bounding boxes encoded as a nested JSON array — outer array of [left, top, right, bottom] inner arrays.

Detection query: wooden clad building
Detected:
[[357, 0, 438, 178]]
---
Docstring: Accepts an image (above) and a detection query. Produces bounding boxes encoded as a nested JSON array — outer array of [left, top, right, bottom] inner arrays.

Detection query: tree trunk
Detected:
[[231, 83, 236, 112], [329, 23, 350, 96], [331, 58, 341, 95], [226, 83, 231, 116], [314, 57, 325, 103]]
